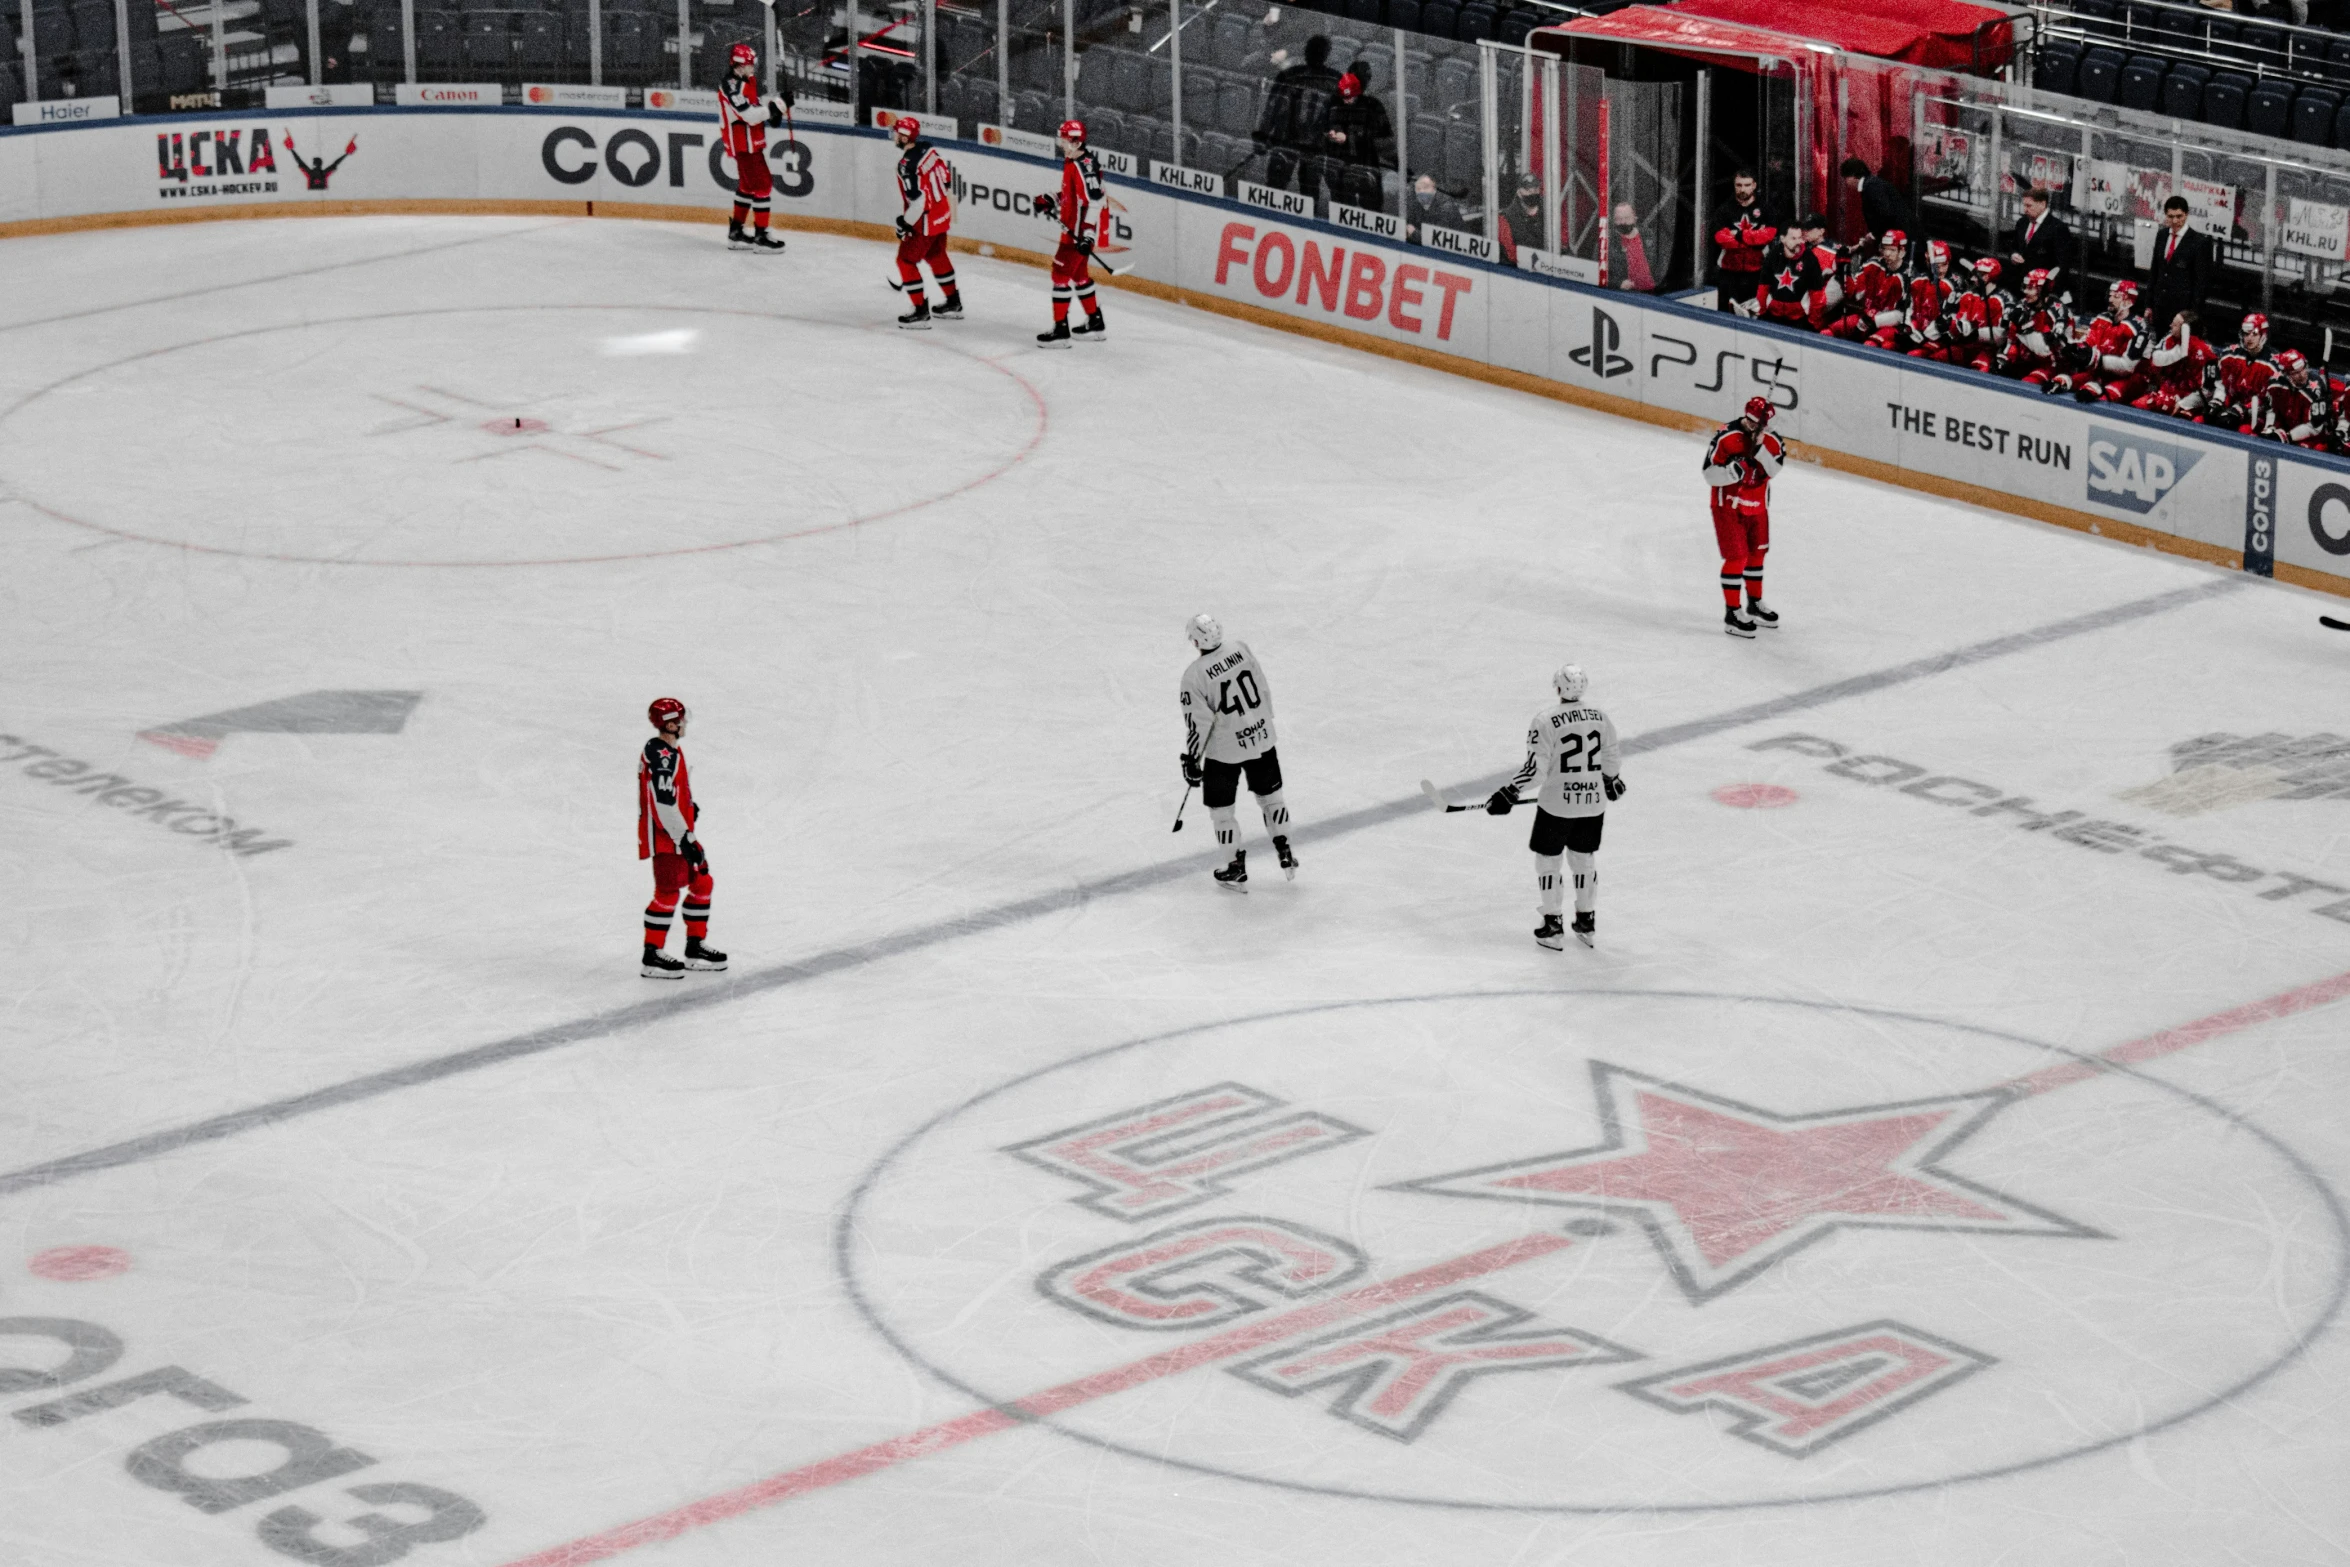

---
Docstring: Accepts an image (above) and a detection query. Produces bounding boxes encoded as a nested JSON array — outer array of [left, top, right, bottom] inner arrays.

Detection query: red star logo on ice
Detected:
[[1390, 1064, 2102, 1303]]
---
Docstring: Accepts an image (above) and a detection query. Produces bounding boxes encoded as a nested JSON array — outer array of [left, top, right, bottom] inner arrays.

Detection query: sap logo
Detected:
[[2086, 422, 2205, 514], [1568, 307, 1632, 379]]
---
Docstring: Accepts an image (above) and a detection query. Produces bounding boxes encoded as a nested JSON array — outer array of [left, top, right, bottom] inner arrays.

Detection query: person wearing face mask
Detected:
[[1607, 202, 1655, 291], [1497, 173, 1544, 265], [1405, 172, 1464, 244], [1318, 60, 1395, 212]]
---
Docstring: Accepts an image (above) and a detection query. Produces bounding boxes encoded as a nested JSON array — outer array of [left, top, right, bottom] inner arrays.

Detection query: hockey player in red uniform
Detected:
[[890, 116, 962, 328], [2194, 312, 2273, 431], [638, 698, 727, 979], [2253, 349, 2333, 449], [719, 42, 790, 252], [1940, 258, 2010, 372], [1701, 395, 1785, 638], [1711, 170, 1776, 314], [1995, 269, 2071, 384], [1870, 240, 1954, 355], [2045, 279, 2144, 401], [1032, 119, 1107, 348], [1822, 230, 1908, 341], [1755, 225, 1829, 327], [2127, 310, 2214, 415]]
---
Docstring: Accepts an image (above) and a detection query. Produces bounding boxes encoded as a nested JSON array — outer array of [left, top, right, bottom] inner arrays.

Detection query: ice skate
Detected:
[[1534, 915, 1566, 950], [1571, 912, 1596, 949], [748, 230, 786, 253], [897, 299, 932, 330], [1273, 835, 1298, 881], [1213, 851, 1248, 892], [642, 945, 686, 979], [1724, 607, 1757, 638], [683, 938, 729, 971], [1746, 600, 1779, 629], [1072, 313, 1107, 343], [1037, 320, 1072, 349], [726, 223, 750, 247], [931, 297, 964, 321]]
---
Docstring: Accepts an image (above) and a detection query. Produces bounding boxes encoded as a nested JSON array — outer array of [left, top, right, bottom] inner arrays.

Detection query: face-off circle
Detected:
[[0, 305, 1045, 568], [840, 990, 2347, 1513], [1713, 783, 1800, 809]]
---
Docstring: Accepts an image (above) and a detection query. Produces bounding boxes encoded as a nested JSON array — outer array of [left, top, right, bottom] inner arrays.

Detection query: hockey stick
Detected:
[[1173, 716, 1219, 832], [1419, 778, 1474, 813], [2321, 615, 2350, 632]]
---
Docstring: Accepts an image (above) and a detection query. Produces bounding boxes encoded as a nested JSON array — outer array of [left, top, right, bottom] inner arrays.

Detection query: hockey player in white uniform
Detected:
[[1179, 613, 1298, 889], [1484, 663, 1624, 949]]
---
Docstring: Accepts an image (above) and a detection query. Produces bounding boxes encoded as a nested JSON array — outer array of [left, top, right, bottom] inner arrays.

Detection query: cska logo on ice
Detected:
[[850, 990, 2335, 1510]]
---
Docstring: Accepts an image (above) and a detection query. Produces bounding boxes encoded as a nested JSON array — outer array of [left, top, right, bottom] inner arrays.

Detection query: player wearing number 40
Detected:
[[1178, 614, 1298, 891], [1483, 664, 1624, 951]]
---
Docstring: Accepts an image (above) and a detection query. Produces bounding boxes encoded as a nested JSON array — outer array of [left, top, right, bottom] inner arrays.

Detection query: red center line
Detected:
[[501, 971, 2350, 1567]]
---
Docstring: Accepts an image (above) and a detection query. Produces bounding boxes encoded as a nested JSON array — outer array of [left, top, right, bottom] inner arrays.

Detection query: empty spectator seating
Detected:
[[2158, 61, 2205, 120], [2035, 41, 2079, 97], [1418, 0, 1457, 40], [2202, 73, 2246, 128], [2247, 77, 2294, 137], [2294, 83, 2339, 144], [417, 10, 463, 77], [2075, 46, 2122, 102], [2117, 52, 2165, 111]]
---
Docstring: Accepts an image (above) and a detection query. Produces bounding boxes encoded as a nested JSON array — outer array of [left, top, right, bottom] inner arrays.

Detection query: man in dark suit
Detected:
[[1840, 156, 1905, 245], [2145, 195, 2214, 329], [2006, 187, 2073, 289]]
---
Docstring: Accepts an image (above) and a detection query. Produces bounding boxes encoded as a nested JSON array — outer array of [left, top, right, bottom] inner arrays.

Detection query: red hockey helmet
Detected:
[[2109, 278, 2139, 309], [890, 113, 919, 142], [728, 41, 756, 67], [1971, 256, 2002, 283], [1743, 395, 1774, 424], [2241, 311, 2270, 341], [2277, 348, 2309, 376], [1878, 228, 1906, 252], [1926, 239, 1950, 270], [1058, 117, 1087, 144], [2022, 266, 2050, 297], [648, 697, 688, 732]]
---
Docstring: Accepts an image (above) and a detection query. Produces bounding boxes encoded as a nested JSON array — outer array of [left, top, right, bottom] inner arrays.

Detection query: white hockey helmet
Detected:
[[1553, 663, 1588, 703], [1186, 613, 1223, 652]]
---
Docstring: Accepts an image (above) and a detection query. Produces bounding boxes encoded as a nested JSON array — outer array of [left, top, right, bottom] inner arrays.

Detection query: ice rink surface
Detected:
[[1, 214, 2347, 1567]]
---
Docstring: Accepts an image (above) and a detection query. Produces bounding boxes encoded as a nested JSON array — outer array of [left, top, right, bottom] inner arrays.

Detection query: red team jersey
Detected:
[[897, 143, 955, 236], [638, 736, 699, 859], [1056, 148, 1104, 243], [718, 78, 769, 159], [1702, 423, 1783, 518]]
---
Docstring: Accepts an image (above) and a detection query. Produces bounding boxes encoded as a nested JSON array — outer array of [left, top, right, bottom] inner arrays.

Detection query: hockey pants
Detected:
[[646, 852, 714, 948], [1712, 502, 1769, 610]]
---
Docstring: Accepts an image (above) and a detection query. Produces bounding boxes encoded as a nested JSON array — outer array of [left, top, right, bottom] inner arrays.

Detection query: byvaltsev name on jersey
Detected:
[[1181, 641, 1278, 763], [1509, 701, 1620, 818]]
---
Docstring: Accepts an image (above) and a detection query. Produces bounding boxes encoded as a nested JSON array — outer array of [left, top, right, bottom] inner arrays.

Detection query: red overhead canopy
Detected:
[[1675, 0, 2010, 69], [1544, 6, 1812, 73]]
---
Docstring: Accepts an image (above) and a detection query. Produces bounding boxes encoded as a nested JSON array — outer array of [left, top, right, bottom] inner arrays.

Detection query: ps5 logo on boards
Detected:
[[2085, 421, 2204, 515], [1568, 307, 1632, 379]]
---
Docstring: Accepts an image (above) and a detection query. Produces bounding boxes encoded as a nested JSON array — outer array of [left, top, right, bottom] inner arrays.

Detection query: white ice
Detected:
[[0, 215, 2345, 1567]]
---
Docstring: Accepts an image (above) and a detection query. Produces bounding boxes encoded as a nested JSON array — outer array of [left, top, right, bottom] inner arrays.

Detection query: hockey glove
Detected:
[[767, 101, 786, 126], [895, 214, 916, 240], [1181, 753, 1203, 787], [1484, 788, 1517, 816], [681, 836, 708, 870], [1033, 193, 1056, 220], [1603, 774, 1626, 802]]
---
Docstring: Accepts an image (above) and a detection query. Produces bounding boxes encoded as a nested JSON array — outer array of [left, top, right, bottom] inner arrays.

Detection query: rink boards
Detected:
[[1, 105, 2344, 595]]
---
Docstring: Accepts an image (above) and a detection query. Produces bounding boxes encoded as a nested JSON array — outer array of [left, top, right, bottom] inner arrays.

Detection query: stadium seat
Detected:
[[159, 27, 205, 89], [2240, 21, 2285, 64], [2327, 36, 2350, 84], [1439, 116, 1477, 190], [1200, 129, 1244, 171], [602, 10, 655, 84], [1343, 0, 1378, 22], [2333, 97, 2350, 149], [417, 10, 462, 76], [1500, 7, 1538, 43], [1013, 88, 1049, 130], [1076, 46, 1112, 104], [1110, 49, 1149, 112], [960, 78, 999, 125], [462, 11, 509, 75], [1387, 0, 1422, 31], [2034, 42, 2079, 97], [2075, 47, 2123, 103], [1418, 0, 1459, 39], [2160, 62, 2206, 120], [1210, 13, 1249, 68], [1433, 54, 1474, 111], [1456, 3, 1497, 42], [516, 10, 561, 73], [2294, 85, 2339, 144], [2117, 54, 2165, 112], [1217, 79, 1253, 135], [2247, 78, 2294, 138]]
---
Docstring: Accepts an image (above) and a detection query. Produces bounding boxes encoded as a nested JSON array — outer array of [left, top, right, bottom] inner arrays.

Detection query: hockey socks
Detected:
[[1210, 804, 1240, 849], [1257, 789, 1289, 837], [1720, 570, 1744, 611], [1536, 853, 1565, 917], [1567, 850, 1596, 915]]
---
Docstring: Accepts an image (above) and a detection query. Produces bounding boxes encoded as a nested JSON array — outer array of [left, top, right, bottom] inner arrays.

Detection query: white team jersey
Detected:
[[1180, 641, 1278, 763], [1509, 701, 1620, 818]]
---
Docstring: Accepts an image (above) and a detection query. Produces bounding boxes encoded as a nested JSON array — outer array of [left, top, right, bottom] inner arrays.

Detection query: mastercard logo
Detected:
[[527, 85, 550, 102]]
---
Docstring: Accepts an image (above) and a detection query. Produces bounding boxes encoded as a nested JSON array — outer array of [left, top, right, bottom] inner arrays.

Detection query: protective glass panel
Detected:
[[1602, 75, 1681, 293]]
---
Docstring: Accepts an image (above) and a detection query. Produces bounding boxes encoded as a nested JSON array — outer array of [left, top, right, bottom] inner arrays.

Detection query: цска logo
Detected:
[[2085, 421, 2204, 515]]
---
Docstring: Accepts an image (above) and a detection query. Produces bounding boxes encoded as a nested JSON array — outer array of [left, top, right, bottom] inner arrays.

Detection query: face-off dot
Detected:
[[29, 1246, 132, 1281], [1713, 783, 1799, 809], [482, 416, 551, 435]]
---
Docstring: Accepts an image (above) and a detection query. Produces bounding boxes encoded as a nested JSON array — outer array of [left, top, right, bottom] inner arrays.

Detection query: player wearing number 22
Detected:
[[1180, 614, 1297, 890], [1485, 664, 1623, 950], [1703, 395, 1785, 639], [638, 699, 728, 978]]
